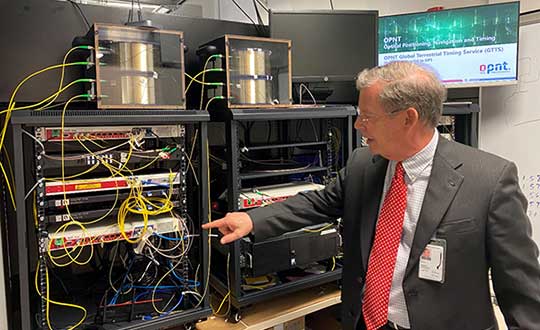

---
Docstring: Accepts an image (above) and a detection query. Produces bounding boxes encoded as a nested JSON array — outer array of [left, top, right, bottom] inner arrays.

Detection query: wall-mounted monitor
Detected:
[[270, 10, 378, 103], [378, 2, 520, 87]]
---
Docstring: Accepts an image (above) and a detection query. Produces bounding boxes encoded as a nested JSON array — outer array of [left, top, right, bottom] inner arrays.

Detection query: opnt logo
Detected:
[[479, 62, 510, 74]]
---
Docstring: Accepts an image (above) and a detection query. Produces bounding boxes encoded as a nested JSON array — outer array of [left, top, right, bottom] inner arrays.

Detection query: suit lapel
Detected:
[[405, 138, 464, 278], [360, 155, 388, 271]]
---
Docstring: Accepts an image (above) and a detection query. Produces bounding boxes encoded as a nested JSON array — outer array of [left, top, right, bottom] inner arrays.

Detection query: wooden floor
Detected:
[[197, 283, 341, 330]]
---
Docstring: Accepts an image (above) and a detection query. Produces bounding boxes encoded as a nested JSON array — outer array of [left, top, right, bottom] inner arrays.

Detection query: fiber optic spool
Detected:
[[81, 23, 186, 109], [197, 35, 292, 109], [232, 47, 272, 104], [119, 41, 156, 105]]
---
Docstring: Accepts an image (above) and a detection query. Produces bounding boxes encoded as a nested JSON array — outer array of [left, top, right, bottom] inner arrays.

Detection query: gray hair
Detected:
[[356, 61, 447, 127]]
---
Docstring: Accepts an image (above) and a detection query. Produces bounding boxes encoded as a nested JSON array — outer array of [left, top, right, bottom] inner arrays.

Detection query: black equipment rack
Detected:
[[208, 105, 355, 321], [8, 109, 212, 330]]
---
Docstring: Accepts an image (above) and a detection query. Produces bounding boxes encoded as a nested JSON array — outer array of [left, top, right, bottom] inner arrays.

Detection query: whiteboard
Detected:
[[480, 20, 540, 256]]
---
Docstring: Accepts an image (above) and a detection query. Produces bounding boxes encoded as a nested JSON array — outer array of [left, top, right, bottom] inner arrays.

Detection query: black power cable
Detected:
[[253, 0, 263, 24], [230, 0, 262, 36], [67, 0, 91, 29], [252, 0, 269, 36], [137, 0, 143, 21]]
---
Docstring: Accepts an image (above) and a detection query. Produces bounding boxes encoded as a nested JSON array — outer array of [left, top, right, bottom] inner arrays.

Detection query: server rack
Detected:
[[208, 105, 355, 321], [440, 102, 480, 147], [9, 109, 211, 330]]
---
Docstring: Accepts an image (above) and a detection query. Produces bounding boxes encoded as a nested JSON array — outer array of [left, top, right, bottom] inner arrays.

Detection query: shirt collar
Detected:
[[398, 129, 438, 183]]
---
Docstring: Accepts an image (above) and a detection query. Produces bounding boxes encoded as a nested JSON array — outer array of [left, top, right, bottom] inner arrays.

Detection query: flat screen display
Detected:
[[270, 10, 378, 82], [378, 2, 520, 87]]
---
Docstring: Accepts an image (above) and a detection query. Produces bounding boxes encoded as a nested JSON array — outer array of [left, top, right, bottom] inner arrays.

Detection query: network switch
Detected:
[[46, 201, 180, 223], [42, 150, 181, 170], [46, 188, 180, 208], [36, 125, 185, 142], [47, 215, 180, 251]]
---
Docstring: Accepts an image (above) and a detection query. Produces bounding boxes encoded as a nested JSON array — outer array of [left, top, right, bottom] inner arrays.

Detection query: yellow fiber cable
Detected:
[[210, 253, 230, 317], [195, 141, 212, 309], [33, 192, 38, 228], [199, 55, 219, 110], [45, 163, 100, 181], [48, 221, 94, 267], [39, 46, 92, 111], [2, 147, 15, 194], [79, 135, 134, 174], [117, 170, 174, 243], [146, 217, 187, 311], [83, 136, 107, 149], [0, 65, 91, 212], [0, 161, 16, 210], [35, 261, 87, 330], [127, 155, 161, 172], [103, 153, 161, 173], [184, 72, 224, 87], [184, 68, 223, 96], [1, 61, 90, 150], [213, 292, 231, 316], [186, 129, 200, 186], [55, 135, 121, 225], [75, 136, 130, 177], [77, 135, 135, 176], [43, 95, 97, 267], [151, 259, 182, 314], [0, 78, 94, 115], [204, 96, 223, 111]]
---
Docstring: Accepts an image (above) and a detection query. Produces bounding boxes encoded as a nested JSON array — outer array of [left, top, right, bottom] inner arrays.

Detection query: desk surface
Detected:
[[197, 283, 341, 330]]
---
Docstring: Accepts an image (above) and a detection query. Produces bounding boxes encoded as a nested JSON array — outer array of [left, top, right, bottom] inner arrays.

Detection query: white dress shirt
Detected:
[[380, 130, 439, 328]]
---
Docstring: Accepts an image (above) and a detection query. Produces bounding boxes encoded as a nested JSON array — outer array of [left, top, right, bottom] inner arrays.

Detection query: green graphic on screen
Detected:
[[379, 2, 519, 54]]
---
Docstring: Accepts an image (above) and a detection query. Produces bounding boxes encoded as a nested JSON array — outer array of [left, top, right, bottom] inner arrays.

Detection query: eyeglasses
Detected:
[[356, 107, 405, 124]]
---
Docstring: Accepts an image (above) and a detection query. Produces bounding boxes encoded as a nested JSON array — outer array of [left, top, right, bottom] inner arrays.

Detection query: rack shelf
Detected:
[[243, 141, 327, 151], [210, 105, 356, 121], [11, 109, 210, 126], [240, 166, 329, 180]]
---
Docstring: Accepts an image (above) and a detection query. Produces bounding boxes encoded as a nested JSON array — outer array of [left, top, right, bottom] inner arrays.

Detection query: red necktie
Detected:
[[362, 162, 407, 330]]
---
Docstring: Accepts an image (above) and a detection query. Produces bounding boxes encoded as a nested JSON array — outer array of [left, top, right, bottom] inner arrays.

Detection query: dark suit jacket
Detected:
[[248, 137, 540, 330]]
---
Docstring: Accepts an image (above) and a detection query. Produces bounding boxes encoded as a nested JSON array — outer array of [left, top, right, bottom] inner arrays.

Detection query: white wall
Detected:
[[218, 0, 540, 23], [218, 0, 268, 23], [489, 0, 540, 13], [217, 0, 491, 25], [266, 0, 488, 16]]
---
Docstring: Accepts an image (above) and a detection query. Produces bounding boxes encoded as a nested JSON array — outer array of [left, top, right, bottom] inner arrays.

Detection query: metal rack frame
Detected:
[[209, 105, 355, 316], [441, 102, 480, 147], [9, 110, 211, 330]]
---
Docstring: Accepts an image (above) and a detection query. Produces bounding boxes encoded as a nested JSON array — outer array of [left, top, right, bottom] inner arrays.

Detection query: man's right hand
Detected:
[[201, 212, 254, 244]]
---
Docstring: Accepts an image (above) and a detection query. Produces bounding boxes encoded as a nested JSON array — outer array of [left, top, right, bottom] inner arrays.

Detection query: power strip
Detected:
[[239, 181, 324, 209]]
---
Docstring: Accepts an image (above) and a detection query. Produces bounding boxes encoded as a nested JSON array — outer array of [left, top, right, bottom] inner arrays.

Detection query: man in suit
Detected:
[[202, 62, 540, 330]]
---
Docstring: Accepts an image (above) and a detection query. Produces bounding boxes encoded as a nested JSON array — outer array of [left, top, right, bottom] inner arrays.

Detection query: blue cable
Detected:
[[167, 261, 201, 287], [131, 285, 178, 290], [108, 258, 135, 306], [153, 232, 185, 241], [134, 289, 175, 302], [140, 180, 171, 189]]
